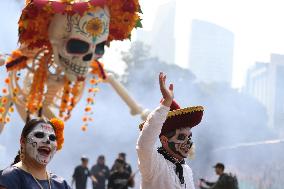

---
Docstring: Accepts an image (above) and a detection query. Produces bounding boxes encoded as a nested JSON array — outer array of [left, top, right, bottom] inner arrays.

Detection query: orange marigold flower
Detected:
[[13, 88, 19, 94], [9, 107, 14, 113], [0, 117, 3, 123], [4, 78, 10, 84], [86, 18, 103, 37], [82, 116, 88, 122], [0, 107, 5, 113], [90, 79, 97, 85], [85, 106, 92, 112], [2, 88, 8, 94], [50, 118, 65, 150], [5, 117, 10, 123], [87, 97, 94, 104], [67, 105, 73, 111], [81, 125, 87, 131], [1, 97, 8, 104]]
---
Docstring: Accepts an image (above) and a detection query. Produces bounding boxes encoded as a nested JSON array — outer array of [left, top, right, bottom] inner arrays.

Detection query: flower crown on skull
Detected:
[[19, 0, 142, 49]]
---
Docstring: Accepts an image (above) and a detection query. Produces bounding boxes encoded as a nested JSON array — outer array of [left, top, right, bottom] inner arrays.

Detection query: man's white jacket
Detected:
[[136, 105, 195, 189]]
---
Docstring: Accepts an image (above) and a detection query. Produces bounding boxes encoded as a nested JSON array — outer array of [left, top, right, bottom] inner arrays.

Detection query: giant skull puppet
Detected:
[[49, 6, 110, 81], [0, 0, 147, 133]]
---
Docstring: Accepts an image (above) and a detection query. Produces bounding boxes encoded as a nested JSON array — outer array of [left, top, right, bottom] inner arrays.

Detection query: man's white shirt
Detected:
[[136, 105, 195, 189]]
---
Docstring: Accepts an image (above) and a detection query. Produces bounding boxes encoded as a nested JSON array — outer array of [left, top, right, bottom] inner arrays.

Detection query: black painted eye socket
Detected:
[[34, 132, 44, 139], [66, 39, 90, 54], [177, 134, 186, 140], [49, 134, 56, 142], [34, 132, 44, 138], [95, 41, 106, 56]]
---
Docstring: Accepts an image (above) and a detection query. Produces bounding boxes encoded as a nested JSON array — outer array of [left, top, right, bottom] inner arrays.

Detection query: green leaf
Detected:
[[135, 19, 143, 28]]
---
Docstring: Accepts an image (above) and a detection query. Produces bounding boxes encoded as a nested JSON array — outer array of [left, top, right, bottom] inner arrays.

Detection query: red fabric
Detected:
[[51, 2, 66, 13], [33, 0, 107, 15], [73, 2, 89, 15], [170, 100, 180, 111], [90, 0, 107, 7], [34, 0, 48, 9], [159, 101, 203, 137]]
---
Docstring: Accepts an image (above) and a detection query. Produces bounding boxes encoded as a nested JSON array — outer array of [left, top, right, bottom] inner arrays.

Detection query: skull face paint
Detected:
[[48, 6, 110, 81], [167, 128, 193, 158], [25, 123, 57, 165]]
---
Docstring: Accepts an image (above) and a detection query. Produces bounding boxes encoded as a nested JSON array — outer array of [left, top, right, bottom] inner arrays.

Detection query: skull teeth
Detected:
[[59, 54, 88, 75]]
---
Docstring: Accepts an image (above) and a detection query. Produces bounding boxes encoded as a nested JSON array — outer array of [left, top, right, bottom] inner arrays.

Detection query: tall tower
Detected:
[[136, 0, 176, 64], [244, 54, 284, 130], [189, 20, 234, 85]]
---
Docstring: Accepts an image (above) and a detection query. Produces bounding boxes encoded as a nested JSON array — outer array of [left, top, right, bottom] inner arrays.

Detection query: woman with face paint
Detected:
[[136, 72, 204, 189], [0, 118, 72, 189]]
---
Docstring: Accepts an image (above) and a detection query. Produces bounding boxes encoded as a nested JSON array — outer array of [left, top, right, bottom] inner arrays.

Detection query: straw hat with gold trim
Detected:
[[139, 100, 204, 136]]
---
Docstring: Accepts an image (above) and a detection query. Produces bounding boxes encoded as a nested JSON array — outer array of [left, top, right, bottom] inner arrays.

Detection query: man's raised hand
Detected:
[[159, 72, 174, 107]]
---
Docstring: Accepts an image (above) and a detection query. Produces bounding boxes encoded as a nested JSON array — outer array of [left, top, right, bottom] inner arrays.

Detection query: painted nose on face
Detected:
[[83, 53, 93, 61], [45, 140, 51, 144]]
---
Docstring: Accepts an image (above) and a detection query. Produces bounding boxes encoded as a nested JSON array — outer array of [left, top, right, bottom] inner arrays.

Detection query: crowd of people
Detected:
[[0, 72, 240, 189], [72, 153, 134, 189]]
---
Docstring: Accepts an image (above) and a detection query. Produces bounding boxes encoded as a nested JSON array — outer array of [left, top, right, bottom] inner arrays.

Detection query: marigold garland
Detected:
[[66, 80, 84, 120], [50, 117, 64, 150], [91, 60, 106, 79], [59, 78, 84, 121], [26, 51, 50, 113], [59, 78, 71, 118], [81, 73, 103, 131], [18, 0, 142, 49]]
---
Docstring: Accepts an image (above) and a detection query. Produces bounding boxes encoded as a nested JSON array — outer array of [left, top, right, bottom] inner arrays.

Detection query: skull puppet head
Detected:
[[48, 7, 110, 81]]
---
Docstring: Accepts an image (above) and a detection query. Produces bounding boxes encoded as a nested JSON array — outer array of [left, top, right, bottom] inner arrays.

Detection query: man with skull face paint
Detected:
[[136, 72, 204, 189], [0, 118, 71, 189]]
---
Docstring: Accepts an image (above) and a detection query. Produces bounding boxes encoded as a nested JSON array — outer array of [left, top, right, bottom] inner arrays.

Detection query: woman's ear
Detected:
[[160, 135, 168, 146], [20, 137, 25, 146]]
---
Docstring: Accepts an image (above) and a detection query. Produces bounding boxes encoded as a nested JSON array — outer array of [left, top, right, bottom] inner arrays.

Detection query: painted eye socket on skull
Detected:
[[66, 38, 90, 54], [34, 132, 57, 142], [177, 134, 192, 141], [95, 41, 107, 56]]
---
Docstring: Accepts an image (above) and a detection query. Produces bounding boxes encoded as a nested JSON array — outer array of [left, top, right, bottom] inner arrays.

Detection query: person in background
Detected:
[[72, 156, 96, 189], [111, 152, 132, 176], [0, 118, 71, 189], [199, 163, 239, 189], [108, 159, 134, 189], [91, 155, 110, 189]]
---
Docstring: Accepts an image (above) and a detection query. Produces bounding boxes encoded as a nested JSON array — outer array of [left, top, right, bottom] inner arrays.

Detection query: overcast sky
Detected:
[[1, 0, 284, 88], [142, 0, 284, 88]]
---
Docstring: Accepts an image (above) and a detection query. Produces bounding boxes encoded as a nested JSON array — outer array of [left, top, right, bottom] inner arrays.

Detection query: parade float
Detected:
[[0, 0, 149, 133]]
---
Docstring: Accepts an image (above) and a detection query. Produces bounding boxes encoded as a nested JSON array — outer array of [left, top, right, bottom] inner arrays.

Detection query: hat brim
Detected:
[[139, 106, 204, 133]]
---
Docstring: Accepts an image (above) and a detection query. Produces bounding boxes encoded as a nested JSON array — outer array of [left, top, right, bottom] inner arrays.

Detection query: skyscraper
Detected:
[[188, 20, 234, 85], [244, 54, 284, 129], [136, 0, 176, 64]]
